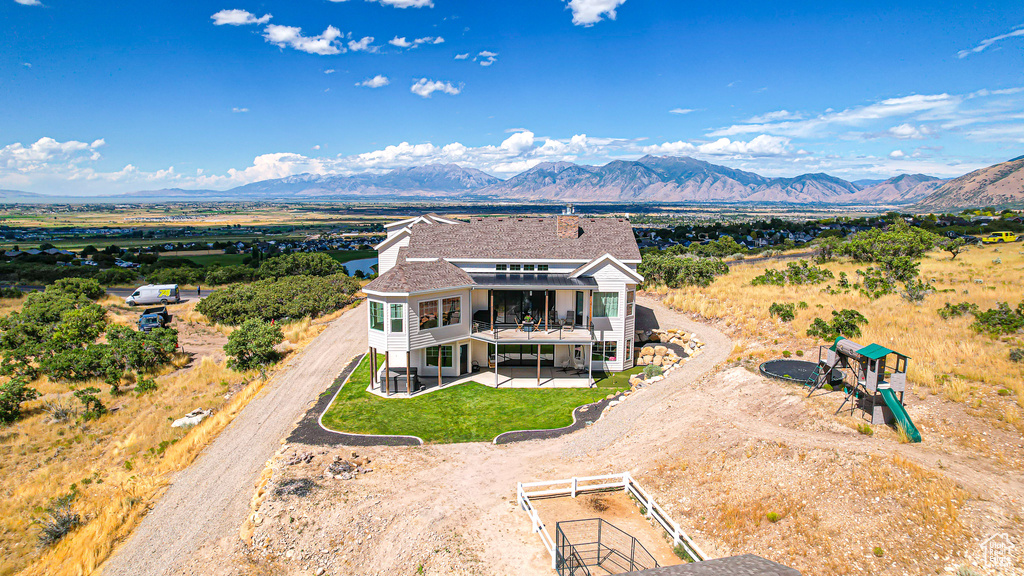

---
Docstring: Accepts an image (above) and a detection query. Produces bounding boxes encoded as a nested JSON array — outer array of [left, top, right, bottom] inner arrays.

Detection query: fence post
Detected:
[[571, 477, 577, 498]]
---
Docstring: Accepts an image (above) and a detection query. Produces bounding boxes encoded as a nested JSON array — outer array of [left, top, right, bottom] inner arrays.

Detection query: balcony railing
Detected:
[[471, 319, 595, 342]]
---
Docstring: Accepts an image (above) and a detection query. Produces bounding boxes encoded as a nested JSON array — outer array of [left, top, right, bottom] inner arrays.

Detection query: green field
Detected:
[[320, 355, 635, 443]]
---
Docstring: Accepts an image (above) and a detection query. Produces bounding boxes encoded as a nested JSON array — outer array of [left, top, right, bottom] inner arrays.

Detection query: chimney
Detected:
[[557, 215, 579, 239]]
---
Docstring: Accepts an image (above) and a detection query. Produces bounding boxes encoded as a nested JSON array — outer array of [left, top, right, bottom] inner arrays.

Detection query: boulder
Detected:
[[652, 355, 664, 366], [641, 346, 655, 356], [172, 408, 211, 428], [636, 356, 649, 366], [654, 345, 668, 356], [659, 333, 673, 343]]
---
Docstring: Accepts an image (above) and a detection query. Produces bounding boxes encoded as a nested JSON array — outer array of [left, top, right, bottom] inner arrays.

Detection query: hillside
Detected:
[[916, 156, 1024, 209], [851, 174, 945, 204]]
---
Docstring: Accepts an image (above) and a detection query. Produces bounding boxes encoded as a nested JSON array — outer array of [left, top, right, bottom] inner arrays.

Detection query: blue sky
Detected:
[[1, 0, 1023, 194]]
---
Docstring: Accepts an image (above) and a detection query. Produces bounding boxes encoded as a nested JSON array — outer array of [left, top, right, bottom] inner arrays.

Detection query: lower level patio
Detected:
[[372, 364, 593, 398]]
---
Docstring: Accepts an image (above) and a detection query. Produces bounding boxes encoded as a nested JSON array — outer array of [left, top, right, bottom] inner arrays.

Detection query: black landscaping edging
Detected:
[[286, 355, 422, 447], [288, 354, 627, 447], [492, 392, 625, 444]]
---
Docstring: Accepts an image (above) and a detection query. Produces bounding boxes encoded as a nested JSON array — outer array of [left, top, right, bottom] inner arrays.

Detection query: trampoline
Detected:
[[759, 359, 846, 387]]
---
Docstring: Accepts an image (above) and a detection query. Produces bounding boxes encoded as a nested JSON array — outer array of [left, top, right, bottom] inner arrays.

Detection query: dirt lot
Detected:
[[171, 295, 1022, 576]]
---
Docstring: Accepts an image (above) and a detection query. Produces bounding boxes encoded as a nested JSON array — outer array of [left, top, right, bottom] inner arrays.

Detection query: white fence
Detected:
[[516, 472, 707, 570]]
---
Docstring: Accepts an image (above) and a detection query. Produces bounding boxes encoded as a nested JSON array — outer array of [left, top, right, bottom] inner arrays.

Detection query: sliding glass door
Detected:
[[491, 290, 556, 325]]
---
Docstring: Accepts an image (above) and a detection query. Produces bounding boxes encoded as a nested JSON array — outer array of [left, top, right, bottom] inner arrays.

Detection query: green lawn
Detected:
[[320, 355, 636, 443]]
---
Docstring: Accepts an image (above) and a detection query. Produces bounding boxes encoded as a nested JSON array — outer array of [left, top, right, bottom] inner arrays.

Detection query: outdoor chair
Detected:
[[562, 312, 575, 332], [559, 358, 572, 372], [572, 357, 586, 375]]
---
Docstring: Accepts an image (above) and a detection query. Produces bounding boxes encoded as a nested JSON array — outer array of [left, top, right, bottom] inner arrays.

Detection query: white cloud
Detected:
[[500, 131, 535, 154], [22, 62, 32, 68], [389, 35, 443, 49], [211, 9, 272, 26], [889, 150, 905, 159], [356, 74, 390, 88], [371, 0, 433, 7], [264, 24, 344, 55], [669, 108, 694, 115], [232, 107, 249, 113], [475, 50, 498, 66], [745, 110, 801, 123], [347, 35, 378, 52], [642, 134, 791, 157], [958, 25, 1024, 58], [565, 0, 628, 26], [14, 0, 42, 5], [887, 123, 931, 139], [454, 53, 470, 60], [410, 78, 461, 98], [710, 93, 961, 138], [324, 69, 335, 74]]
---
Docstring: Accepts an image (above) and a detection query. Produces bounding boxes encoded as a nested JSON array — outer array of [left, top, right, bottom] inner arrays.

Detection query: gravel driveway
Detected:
[[101, 302, 367, 576]]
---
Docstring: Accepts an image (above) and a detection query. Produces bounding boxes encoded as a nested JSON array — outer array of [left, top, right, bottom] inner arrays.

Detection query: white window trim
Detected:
[[369, 300, 385, 332], [389, 303, 404, 333], [417, 295, 463, 332]]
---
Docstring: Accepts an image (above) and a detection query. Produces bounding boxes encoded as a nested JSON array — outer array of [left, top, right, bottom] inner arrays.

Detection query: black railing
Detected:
[[471, 319, 595, 341], [555, 519, 658, 576]]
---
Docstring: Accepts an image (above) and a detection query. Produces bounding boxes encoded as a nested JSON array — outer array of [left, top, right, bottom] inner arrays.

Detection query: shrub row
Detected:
[[195, 273, 361, 325]]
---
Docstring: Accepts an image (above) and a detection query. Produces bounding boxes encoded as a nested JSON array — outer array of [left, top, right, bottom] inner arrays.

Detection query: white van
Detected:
[[126, 284, 180, 306]]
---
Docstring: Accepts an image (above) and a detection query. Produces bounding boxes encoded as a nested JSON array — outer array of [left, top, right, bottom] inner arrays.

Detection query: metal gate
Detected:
[[555, 518, 658, 575]]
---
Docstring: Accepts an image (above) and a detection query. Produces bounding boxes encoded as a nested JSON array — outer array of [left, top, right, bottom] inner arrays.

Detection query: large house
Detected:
[[363, 213, 643, 394]]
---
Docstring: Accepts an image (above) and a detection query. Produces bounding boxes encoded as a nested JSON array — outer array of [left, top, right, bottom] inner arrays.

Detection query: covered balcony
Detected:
[[467, 273, 602, 344]]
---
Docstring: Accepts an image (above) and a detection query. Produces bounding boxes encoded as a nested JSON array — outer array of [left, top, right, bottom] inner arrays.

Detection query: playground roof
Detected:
[[858, 343, 898, 359]]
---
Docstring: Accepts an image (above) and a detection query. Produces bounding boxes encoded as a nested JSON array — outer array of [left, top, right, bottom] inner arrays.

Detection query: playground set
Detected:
[[760, 337, 921, 443]]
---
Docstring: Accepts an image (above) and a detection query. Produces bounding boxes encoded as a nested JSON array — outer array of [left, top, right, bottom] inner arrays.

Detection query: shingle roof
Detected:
[[622, 554, 801, 576], [363, 258, 474, 294], [403, 216, 640, 261]]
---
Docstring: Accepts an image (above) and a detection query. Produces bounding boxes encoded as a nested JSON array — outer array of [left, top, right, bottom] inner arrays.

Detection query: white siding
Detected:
[[377, 235, 410, 275], [408, 288, 472, 350], [587, 261, 636, 372]]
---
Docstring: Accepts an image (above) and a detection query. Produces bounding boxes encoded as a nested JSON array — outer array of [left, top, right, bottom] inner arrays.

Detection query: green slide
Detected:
[[879, 388, 922, 443]]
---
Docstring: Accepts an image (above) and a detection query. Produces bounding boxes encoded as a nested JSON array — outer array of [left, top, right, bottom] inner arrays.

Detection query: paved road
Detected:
[[101, 301, 367, 576]]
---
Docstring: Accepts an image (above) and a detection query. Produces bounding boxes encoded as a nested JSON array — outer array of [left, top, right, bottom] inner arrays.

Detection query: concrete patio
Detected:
[[369, 365, 594, 399]]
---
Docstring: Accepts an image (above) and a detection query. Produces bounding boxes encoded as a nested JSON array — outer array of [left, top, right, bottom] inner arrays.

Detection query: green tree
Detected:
[[943, 237, 965, 260], [257, 252, 343, 279], [49, 277, 104, 300], [225, 319, 284, 371], [73, 386, 106, 420], [0, 377, 39, 423]]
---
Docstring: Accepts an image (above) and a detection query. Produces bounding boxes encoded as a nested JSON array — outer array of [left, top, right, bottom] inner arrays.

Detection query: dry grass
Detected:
[[0, 298, 355, 575], [658, 244, 1024, 420], [647, 440, 970, 576]]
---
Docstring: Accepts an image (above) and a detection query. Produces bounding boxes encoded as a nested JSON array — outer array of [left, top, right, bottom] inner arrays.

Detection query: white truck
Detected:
[[125, 284, 180, 306]]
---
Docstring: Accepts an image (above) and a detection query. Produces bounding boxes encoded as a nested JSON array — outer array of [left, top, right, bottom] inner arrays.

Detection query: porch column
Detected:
[[384, 351, 390, 395], [490, 290, 495, 337], [406, 351, 412, 395], [494, 348, 499, 387], [544, 291, 549, 332], [537, 344, 541, 386], [438, 351, 443, 388], [588, 291, 594, 330], [588, 343, 594, 386], [372, 344, 380, 389]]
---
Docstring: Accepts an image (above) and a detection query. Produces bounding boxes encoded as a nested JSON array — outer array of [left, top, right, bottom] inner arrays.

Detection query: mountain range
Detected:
[[3, 154, 1023, 208]]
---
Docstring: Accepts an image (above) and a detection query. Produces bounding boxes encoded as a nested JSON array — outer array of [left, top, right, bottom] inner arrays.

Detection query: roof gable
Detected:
[[570, 254, 644, 283]]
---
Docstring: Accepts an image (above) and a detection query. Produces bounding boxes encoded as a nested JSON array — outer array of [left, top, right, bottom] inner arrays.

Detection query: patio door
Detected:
[[459, 344, 468, 374], [575, 291, 585, 325]]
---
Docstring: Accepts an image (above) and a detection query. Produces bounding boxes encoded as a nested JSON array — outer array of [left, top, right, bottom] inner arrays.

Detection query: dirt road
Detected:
[[101, 302, 367, 576]]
